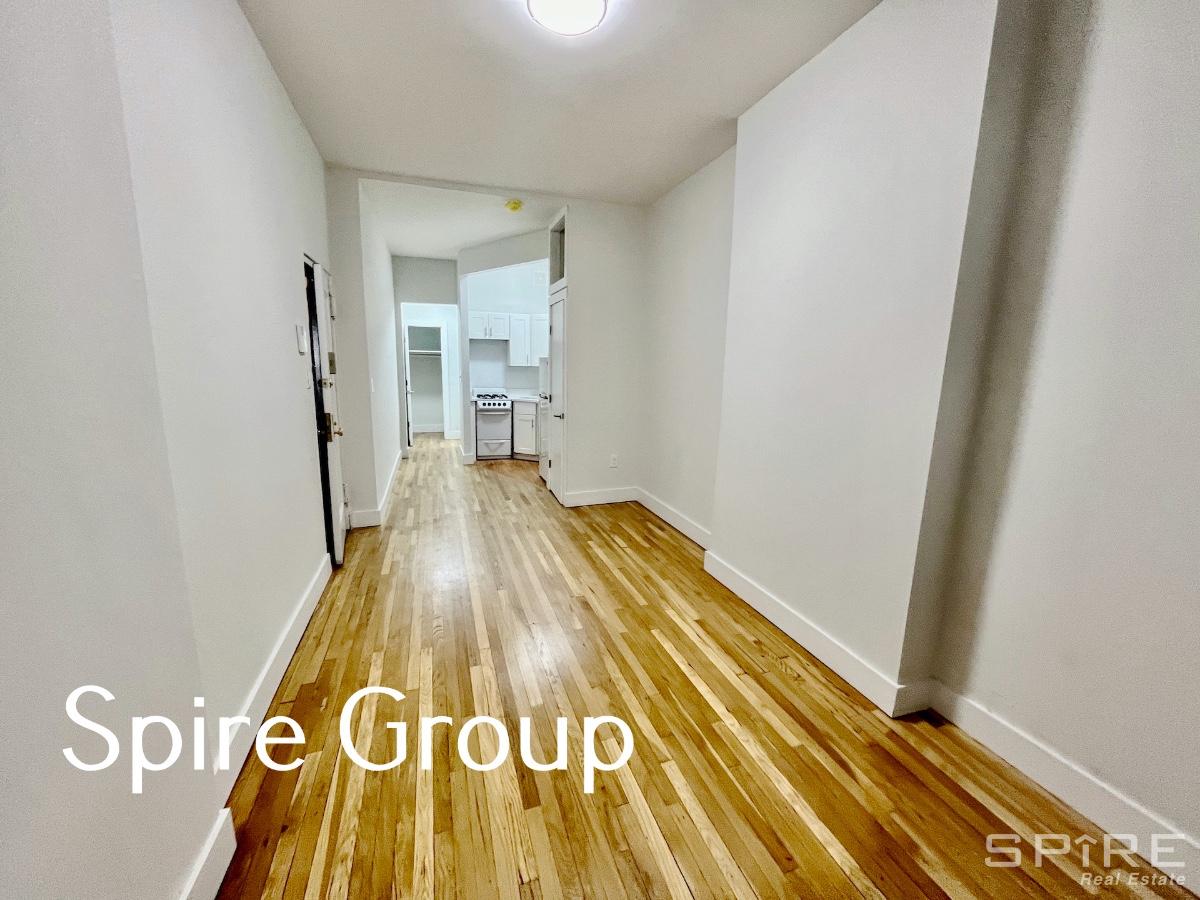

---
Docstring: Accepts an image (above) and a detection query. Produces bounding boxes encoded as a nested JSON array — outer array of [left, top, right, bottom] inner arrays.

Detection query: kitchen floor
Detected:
[[217, 435, 1185, 899]]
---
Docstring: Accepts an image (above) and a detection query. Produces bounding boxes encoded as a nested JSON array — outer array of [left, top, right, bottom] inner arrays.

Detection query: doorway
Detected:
[[400, 302, 463, 447], [405, 324, 445, 441], [304, 259, 349, 566]]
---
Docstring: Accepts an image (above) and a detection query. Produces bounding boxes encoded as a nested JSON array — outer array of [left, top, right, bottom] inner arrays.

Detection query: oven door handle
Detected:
[[477, 410, 510, 416]]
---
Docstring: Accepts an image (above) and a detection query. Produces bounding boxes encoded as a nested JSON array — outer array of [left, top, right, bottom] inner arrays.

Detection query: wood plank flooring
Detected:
[[217, 435, 1189, 899]]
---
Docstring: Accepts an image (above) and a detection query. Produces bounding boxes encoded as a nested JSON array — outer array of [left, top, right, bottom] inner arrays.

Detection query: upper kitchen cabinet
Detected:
[[464, 258, 548, 372], [468, 311, 520, 341], [509, 314, 531, 366], [487, 313, 510, 340], [532, 313, 550, 363], [506, 313, 549, 367], [468, 312, 489, 340]]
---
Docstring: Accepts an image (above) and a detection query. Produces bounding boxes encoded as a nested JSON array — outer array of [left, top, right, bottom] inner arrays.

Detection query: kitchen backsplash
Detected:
[[469, 341, 539, 393]]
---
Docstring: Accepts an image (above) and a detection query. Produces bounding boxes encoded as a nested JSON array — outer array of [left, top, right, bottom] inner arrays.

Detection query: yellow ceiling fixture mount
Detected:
[[505, 199, 524, 213]]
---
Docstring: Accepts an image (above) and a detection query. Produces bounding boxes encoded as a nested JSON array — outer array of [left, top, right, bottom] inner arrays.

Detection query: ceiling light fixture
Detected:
[[527, 0, 607, 36]]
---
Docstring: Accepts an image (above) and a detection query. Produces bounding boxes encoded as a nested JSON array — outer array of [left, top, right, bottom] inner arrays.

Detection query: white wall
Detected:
[[408, 354, 445, 429], [393, 256, 458, 305], [360, 193, 403, 506], [326, 168, 406, 521], [326, 167, 378, 505], [936, 0, 1200, 870], [108, 0, 331, 755], [561, 201, 650, 501], [706, 0, 997, 701], [641, 149, 736, 544], [2, 2, 237, 896], [458, 229, 548, 277], [465, 259, 550, 315]]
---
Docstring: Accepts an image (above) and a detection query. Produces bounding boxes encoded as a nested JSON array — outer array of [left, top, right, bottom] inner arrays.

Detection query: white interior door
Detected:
[[315, 266, 348, 564], [547, 292, 566, 503]]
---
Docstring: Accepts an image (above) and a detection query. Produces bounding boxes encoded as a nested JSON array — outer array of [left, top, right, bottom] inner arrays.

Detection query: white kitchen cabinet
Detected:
[[469, 311, 513, 340], [531, 313, 550, 363], [467, 311, 542, 355], [513, 400, 537, 457], [468, 312, 489, 340], [487, 313, 510, 340], [508, 314, 531, 366]]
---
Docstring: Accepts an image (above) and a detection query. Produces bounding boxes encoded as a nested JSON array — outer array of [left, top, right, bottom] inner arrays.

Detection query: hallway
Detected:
[[216, 437, 1183, 899]]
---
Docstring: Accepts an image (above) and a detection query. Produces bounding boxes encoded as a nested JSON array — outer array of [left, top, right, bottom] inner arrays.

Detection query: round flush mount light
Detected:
[[527, 0, 607, 36]]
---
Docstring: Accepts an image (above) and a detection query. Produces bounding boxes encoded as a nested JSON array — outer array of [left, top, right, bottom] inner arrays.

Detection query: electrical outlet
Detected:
[[609, 453, 618, 469]]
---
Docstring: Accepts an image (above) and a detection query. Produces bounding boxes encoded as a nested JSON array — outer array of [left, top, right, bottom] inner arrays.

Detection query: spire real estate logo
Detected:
[[985, 832, 1191, 889]]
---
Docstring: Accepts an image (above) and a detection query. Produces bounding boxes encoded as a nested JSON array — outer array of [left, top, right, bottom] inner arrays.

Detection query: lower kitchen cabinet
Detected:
[[513, 400, 537, 457]]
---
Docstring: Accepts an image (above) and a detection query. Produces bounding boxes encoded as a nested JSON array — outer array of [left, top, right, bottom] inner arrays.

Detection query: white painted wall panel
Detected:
[[1, 3, 219, 896], [937, 0, 1200, 857], [709, 0, 997, 681], [109, 0, 332, 737], [642, 149, 736, 541]]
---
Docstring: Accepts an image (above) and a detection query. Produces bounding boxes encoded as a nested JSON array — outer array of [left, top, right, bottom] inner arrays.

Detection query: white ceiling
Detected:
[[239, 0, 877, 204], [361, 179, 564, 259]]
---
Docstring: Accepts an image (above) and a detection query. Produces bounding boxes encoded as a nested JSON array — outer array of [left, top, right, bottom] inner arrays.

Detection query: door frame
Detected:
[[401, 323, 415, 448], [403, 321, 450, 437], [400, 302, 463, 442], [548, 288, 567, 504], [304, 258, 337, 562]]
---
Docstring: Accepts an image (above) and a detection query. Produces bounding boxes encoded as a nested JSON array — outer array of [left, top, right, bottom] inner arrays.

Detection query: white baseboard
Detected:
[[635, 489, 712, 549], [563, 486, 640, 508], [893, 678, 936, 716], [932, 684, 1200, 876], [412, 424, 443, 433], [214, 554, 331, 796], [701, 551, 925, 716], [351, 451, 403, 528], [350, 508, 381, 528], [178, 807, 236, 900], [700, 550, 1198, 878], [460, 442, 475, 465], [379, 450, 403, 524]]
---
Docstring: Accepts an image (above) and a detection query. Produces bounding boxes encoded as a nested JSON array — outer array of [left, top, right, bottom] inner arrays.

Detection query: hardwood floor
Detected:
[[217, 435, 1188, 899]]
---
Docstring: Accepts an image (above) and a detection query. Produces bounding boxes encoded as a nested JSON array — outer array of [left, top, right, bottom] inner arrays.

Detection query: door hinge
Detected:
[[328, 351, 337, 374], [324, 412, 334, 442]]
